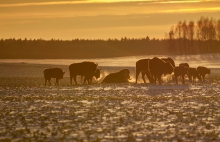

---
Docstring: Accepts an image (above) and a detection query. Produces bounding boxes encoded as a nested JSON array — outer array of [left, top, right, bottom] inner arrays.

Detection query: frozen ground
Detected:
[[0, 54, 220, 141]]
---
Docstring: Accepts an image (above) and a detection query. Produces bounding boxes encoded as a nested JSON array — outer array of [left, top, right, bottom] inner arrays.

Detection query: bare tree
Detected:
[[175, 21, 183, 54], [208, 18, 216, 52], [182, 20, 188, 54], [167, 26, 175, 54], [166, 16, 220, 54], [196, 18, 203, 53], [217, 19, 220, 41], [188, 20, 195, 54]]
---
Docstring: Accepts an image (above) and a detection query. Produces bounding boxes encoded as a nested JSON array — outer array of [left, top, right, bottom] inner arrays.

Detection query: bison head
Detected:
[[164, 62, 174, 75], [94, 68, 101, 79], [58, 71, 65, 79], [119, 69, 131, 81], [207, 68, 211, 74]]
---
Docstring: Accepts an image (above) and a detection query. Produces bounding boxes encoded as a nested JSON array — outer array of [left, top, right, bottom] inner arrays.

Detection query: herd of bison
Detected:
[[44, 57, 210, 86]]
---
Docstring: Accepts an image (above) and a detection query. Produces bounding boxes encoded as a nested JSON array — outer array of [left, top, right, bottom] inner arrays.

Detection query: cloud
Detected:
[[0, 1, 89, 7], [0, 0, 217, 7], [1, 0, 220, 20]]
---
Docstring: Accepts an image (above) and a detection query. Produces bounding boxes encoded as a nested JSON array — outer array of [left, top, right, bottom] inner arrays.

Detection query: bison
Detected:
[[102, 69, 131, 83], [69, 62, 100, 85], [188, 67, 201, 82], [44, 68, 65, 86], [149, 57, 174, 85], [197, 66, 210, 81], [174, 65, 188, 85], [135, 59, 153, 84]]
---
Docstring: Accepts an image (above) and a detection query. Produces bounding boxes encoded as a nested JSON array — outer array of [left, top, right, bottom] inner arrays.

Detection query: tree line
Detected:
[[0, 37, 169, 59], [166, 16, 220, 55]]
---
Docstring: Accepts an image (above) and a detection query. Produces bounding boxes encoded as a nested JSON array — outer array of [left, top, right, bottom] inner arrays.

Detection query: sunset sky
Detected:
[[0, 0, 220, 40]]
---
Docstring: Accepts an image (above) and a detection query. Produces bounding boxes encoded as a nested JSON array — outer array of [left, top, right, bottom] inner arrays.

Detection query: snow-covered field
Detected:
[[0, 54, 220, 141]]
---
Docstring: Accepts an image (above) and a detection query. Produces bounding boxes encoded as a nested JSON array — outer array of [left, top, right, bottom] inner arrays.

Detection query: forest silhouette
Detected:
[[1, 16, 220, 59]]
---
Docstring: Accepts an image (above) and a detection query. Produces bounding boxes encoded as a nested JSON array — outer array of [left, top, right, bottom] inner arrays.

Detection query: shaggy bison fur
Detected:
[[44, 68, 65, 86], [102, 69, 131, 83]]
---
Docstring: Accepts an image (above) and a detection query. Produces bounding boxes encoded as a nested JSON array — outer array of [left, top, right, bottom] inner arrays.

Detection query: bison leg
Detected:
[[159, 78, 162, 85], [73, 76, 78, 85], [88, 77, 92, 84], [44, 79, 47, 86], [188, 75, 192, 82], [70, 76, 73, 85], [202, 74, 205, 81], [55, 78, 59, 85], [136, 69, 140, 84], [81, 76, 84, 84], [83, 76, 90, 84], [193, 76, 196, 83], [146, 71, 153, 83], [48, 78, 52, 86], [181, 75, 185, 84], [149, 74, 155, 84], [83, 77, 88, 84], [157, 75, 162, 85], [175, 75, 178, 85], [88, 77, 93, 84], [141, 72, 147, 84]]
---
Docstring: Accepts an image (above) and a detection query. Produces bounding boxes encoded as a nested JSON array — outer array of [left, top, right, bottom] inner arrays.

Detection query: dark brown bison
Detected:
[[174, 65, 188, 84], [44, 68, 65, 86], [149, 57, 174, 85], [135, 59, 153, 84], [161, 57, 175, 67], [188, 67, 201, 82], [102, 69, 131, 83], [197, 66, 210, 81], [179, 63, 189, 68], [69, 62, 100, 85]]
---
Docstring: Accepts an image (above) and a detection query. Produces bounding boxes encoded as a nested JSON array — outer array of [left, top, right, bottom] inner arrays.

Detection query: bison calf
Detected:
[[44, 68, 65, 86], [197, 66, 210, 81], [102, 69, 131, 83], [174, 66, 188, 85], [188, 67, 201, 82]]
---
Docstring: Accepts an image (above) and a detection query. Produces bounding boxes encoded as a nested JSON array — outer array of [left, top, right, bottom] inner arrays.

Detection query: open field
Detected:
[[0, 56, 220, 141]]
